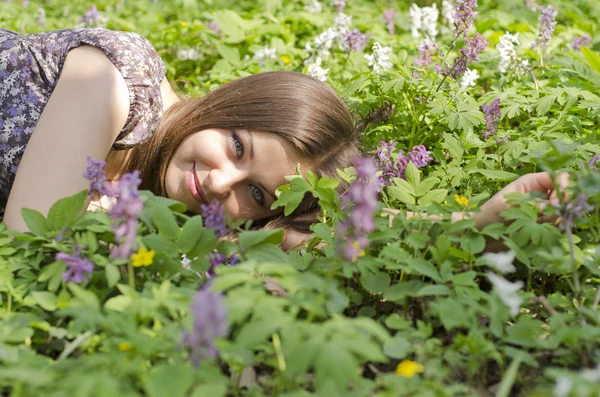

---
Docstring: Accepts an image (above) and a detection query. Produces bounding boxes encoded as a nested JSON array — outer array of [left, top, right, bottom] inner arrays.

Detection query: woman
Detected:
[[0, 28, 566, 249]]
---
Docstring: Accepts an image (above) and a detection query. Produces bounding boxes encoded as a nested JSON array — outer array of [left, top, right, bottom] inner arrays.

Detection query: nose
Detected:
[[206, 165, 247, 200]]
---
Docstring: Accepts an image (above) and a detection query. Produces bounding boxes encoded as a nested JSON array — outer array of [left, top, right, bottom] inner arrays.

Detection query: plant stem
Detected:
[[128, 263, 135, 291]]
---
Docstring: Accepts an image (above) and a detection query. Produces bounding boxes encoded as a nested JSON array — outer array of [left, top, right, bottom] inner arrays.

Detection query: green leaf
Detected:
[[383, 335, 411, 359], [145, 363, 194, 397], [415, 177, 440, 197], [383, 280, 425, 302], [535, 95, 557, 116], [431, 298, 469, 330], [142, 235, 179, 258], [460, 232, 486, 254], [582, 46, 600, 74], [21, 208, 48, 236], [238, 229, 284, 248], [104, 295, 133, 312], [179, 216, 204, 253], [30, 291, 58, 311], [404, 162, 420, 188], [149, 200, 180, 240], [67, 283, 100, 310], [418, 189, 448, 206], [388, 185, 415, 205], [469, 169, 519, 181], [360, 271, 390, 294], [105, 264, 120, 287], [47, 190, 88, 231]]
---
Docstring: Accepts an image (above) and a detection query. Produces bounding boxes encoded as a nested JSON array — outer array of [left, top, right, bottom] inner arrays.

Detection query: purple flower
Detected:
[[415, 40, 436, 67], [453, 0, 479, 39], [208, 253, 226, 276], [533, 5, 558, 50], [56, 250, 94, 284], [182, 288, 229, 365], [337, 157, 379, 262], [79, 4, 106, 27], [482, 98, 501, 140], [83, 157, 108, 195], [383, 9, 396, 35], [343, 29, 370, 52], [589, 154, 600, 169], [571, 33, 591, 50], [555, 193, 594, 231], [408, 145, 433, 168], [228, 254, 240, 265], [108, 172, 143, 260], [201, 199, 227, 238], [207, 21, 220, 34], [374, 141, 433, 186]]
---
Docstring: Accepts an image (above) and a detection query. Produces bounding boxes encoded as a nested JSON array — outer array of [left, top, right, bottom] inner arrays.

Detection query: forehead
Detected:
[[250, 130, 309, 182]]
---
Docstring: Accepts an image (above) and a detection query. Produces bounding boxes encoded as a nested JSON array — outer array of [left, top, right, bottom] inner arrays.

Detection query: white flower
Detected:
[[409, 3, 439, 40], [309, 28, 339, 57], [553, 376, 572, 397], [459, 68, 479, 90], [307, 57, 329, 81], [365, 42, 393, 74], [253, 45, 277, 61], [483, 250, 516, 274], [580, 365, 600, 382], [441, 0, 455, 35], [487, 272, 524, 317], [334, 12, 352, 34], [177, 48, 201, 61], [304, 0, 322, 13], [497, 32, 528, 75]]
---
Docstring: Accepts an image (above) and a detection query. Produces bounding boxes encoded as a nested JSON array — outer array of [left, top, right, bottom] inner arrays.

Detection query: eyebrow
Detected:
[[247, 130, 278, 203]]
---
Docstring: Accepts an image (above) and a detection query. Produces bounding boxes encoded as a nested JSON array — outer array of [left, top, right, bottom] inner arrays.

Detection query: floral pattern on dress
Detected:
[[0, 28, 166, 212]]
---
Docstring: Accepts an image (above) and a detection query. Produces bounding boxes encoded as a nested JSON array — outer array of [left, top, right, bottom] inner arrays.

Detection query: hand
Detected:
[[475, 172, 570, 229]]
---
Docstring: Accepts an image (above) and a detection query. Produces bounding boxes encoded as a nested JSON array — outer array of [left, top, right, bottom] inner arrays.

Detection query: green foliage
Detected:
[[1, 0, 600, 396]]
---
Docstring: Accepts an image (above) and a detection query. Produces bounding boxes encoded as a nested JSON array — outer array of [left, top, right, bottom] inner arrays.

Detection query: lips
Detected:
[[187, 163, 207, 205]]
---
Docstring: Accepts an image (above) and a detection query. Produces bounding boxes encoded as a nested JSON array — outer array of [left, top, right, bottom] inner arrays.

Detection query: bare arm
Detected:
[[4, 46, 129, 231]]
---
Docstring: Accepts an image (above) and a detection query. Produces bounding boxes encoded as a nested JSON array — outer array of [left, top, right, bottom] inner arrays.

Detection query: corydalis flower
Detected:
[[459, 68, 479, 90], [441, 0, 455, 35], [304, 0, 322, 13], [383, 9, 396, 35], [331, 0, 346, 13], [83, 157, 108, 195], [409, 3, 439, 40], [177, 48, 201, 61], [201, 199, 227, 238], [56, 250, 94, 284], [343, 29, 369, 52], [253, 45, 277, 61], [497, 32, 529, 74], [533, 5, 558, 50], [307, 57, 329, 82], [571, 33, 591, 50], [453, 0, 478, 38], [208, 252, 226, 276], [365, 42, 393, 74], [109, 172, 143, 260], [555, 193, 594, 231], [481, 98, 501, 140], [483, 250, 516, 274], [337, 157, 379, 262], [79, 4, 108, 27], [182, 288, 229, 365], [374, 141, 432, 186], [206, 21, 220, 34], [414, 39, 436, 67], [487, 272, 523, 317], [438, 33, 488, 79]]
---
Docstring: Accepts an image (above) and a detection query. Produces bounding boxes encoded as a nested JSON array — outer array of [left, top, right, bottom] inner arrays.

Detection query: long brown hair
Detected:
[[124, 71, 362, 232]]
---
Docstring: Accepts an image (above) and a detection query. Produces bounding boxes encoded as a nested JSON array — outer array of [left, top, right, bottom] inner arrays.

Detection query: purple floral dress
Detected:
[[0, 28, 166, 213]]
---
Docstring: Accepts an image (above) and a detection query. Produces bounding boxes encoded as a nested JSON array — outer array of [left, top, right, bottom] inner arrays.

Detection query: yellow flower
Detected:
[[395, 360, 424, 378], [118, 342, 133, 351], [280, 55, 291, 64], [454, 194, 469, 208], [131, 248, 155, 267], [180, 22, 188, 27]]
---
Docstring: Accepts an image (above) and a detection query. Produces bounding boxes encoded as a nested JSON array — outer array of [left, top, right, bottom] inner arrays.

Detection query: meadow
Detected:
[[0, 0, 599, 396]]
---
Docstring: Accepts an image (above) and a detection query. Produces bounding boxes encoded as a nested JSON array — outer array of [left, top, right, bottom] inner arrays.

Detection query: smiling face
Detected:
[[165, 128, 308, 221]]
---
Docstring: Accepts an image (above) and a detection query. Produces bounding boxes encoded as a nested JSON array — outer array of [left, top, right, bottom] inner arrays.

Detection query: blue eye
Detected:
[[232, 131, 244, 159], [250, 185, 265, 206]]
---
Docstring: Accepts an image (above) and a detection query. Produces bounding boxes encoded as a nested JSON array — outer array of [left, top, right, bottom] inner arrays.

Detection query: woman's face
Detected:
[[165, 128, 307, 221]]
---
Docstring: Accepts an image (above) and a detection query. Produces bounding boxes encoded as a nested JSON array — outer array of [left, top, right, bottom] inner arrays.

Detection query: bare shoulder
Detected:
[[58, 45, 130, 134]]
